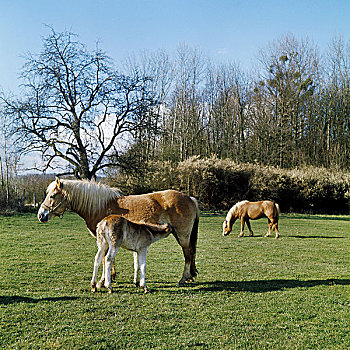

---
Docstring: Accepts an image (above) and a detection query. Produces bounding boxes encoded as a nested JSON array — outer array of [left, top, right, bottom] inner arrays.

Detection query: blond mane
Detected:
[[225, 200, 249, 221], [47, 179, 124, 215]]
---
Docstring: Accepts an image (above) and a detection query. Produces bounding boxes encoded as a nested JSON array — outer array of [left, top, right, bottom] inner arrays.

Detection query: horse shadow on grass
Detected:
[[289, 235, 346, 239], [0, 295, 79, 305], [193, 278, 350, 293]]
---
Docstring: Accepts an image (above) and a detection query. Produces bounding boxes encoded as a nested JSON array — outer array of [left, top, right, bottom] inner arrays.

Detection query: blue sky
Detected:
[[1, 0, 350, 93]]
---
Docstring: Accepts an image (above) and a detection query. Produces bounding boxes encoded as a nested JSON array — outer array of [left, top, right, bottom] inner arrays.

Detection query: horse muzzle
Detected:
[[37, 208, 49, 223]]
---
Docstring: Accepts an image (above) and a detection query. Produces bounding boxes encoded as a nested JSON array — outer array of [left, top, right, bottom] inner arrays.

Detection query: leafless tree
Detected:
[[3, 29, 156, 180], [255, 34, 319, 167]]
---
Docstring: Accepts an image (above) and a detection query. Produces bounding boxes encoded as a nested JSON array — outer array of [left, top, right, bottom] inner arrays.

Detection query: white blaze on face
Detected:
[[37, 204, 50, 222], [222, 220, 229, 236]]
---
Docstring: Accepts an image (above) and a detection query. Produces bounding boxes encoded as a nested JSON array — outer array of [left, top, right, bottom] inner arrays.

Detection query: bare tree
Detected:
[[256, 34, 319, 167], [3, 29, 155, 180], [122, 50, 175, 163], [164, 44, 206, 162], [205, 62, 252, 161], [319, 36, 350, 168], [0, 101, 21, 207]]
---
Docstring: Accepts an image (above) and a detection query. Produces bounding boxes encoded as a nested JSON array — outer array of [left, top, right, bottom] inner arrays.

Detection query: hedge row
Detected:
[[110, 156, 350, 214]]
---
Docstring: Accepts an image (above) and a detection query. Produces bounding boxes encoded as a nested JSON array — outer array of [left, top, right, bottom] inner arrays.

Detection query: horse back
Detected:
[[243, 201, 279, 220]]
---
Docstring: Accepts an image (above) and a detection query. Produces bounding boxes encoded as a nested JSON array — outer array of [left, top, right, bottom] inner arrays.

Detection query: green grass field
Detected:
[[0, 212, 349, 349]]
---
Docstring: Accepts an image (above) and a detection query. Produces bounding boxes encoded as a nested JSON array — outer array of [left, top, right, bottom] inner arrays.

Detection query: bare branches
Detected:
[[5, 29, 156, 179]]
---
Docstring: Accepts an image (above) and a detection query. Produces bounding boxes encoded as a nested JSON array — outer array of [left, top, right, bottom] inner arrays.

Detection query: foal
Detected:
[[91, 215, 173, 293], [222, 200, 280, 238]]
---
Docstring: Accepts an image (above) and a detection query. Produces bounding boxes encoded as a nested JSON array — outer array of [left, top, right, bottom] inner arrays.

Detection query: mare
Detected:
[[92, 215, 173, 293], [222, 200, 280, 238], [38, 178, 199, 285]]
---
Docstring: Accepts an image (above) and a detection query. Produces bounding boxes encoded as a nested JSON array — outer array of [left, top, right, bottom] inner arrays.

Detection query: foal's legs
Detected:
[[137, 247, 149, 293], [133, 251, 139, 286], [104, 245, 120, 293], [238, 217, 245, 237], [91, 239, 108, 292]]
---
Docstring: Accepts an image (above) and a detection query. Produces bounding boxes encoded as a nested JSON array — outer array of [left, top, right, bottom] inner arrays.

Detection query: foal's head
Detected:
[[38, 178, 69, 222]]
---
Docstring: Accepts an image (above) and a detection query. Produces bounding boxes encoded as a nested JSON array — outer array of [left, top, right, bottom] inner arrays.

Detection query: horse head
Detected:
[[38, 177, 70, 222], [222, 220, 232, 236]]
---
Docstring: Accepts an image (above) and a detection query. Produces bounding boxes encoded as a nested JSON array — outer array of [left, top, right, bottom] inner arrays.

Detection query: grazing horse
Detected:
[[38, 178, 199, 285], [222, 200, 280, 238], [92, 215, 173, 293]]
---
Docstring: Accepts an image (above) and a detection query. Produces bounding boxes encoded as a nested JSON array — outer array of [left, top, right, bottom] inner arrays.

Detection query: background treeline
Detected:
[[3, 158, 349, 214], [129, 34, 350, 169], [1, 33, 350, 213], [0, 173, 55, 213]]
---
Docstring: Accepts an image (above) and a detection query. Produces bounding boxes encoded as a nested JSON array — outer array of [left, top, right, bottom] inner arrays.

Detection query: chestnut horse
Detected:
[[38, 178, 199, 285], [222, 200, 280, 238]]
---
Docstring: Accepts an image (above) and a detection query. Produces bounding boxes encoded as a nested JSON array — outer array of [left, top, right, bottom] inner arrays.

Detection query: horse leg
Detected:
[[265, 219, 272, 237], [273, 221, 280, 238], [91, 240, 108, 292], [246, 219, 254, 236], [238, 217, 245, 237], [104, 245, 119, 293], [133, 251, 139, 287], [137, 248, 149, 293], [177, 244, 194, 286], [111, 264, 116, 281]]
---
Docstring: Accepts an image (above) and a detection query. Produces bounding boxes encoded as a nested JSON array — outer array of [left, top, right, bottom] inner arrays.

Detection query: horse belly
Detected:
[[246, 207, 265, 220]]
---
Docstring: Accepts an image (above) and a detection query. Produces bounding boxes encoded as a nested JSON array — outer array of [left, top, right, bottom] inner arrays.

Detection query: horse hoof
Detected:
[[143, 288, 150, 294], [91, 287, 96, 293], [107, 288, 113, 294]]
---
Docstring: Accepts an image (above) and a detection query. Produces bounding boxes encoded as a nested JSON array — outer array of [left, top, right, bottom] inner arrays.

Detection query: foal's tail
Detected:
[[190, 197, 200, 277]]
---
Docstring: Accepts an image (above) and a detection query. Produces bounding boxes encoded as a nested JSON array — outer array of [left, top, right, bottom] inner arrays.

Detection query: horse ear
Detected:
[[56, 177, 62, 189]]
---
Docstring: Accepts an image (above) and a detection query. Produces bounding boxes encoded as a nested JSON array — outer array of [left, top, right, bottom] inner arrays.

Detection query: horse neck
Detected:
[[226, 208, 237, 229], [68, 196, 114, 236]]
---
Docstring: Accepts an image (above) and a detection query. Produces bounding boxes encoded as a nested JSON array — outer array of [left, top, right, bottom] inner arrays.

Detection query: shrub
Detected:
[[108, 157, 350, 214]]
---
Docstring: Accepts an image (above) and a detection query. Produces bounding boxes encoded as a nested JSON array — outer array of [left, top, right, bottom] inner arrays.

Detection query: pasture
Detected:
[[0, 212, 349, 349]]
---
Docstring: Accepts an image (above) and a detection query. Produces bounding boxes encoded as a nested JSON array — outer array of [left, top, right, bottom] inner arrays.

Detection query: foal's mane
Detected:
[[48, 179, 124, 215], [226, 200, 249, 221]]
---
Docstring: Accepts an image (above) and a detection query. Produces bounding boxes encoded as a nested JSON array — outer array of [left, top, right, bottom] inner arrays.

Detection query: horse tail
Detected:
[[275, 202, 280, 219], [190, 197, 199, 277]]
